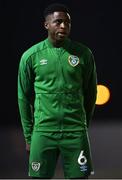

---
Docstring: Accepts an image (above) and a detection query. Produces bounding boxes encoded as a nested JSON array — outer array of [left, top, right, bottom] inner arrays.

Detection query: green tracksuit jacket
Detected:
[[18, 38, 97, 144]]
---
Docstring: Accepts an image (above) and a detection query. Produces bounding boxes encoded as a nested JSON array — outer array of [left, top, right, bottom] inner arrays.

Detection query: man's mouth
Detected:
[[57, 32, 67, 36]]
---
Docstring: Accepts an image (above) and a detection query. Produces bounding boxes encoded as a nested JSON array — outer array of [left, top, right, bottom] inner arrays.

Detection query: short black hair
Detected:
[[43, 3, 70, 19]]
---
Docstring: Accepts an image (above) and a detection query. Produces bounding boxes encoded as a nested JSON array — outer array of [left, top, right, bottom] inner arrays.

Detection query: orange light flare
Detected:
[[96, 84, 110, 105]]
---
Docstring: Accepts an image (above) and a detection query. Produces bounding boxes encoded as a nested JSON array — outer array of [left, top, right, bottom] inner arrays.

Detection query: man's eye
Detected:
[[55, 20, 62, 24], [54, 19, 71, 25], [65, 21, 70, 25]]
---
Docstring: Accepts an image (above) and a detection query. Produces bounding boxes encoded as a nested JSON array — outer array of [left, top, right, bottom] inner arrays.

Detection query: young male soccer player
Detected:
[[18, 3, 97, 179]]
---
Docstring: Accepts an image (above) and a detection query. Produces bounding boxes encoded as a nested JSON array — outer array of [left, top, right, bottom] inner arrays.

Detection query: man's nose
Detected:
[[60, 22, 66, 28]]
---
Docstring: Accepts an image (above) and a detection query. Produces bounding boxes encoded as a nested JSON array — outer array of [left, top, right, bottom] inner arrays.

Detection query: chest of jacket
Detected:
[[31, 48, 85, 93]]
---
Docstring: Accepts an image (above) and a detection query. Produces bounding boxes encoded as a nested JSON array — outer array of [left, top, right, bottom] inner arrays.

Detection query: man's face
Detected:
[[44, 11, 71, 42]]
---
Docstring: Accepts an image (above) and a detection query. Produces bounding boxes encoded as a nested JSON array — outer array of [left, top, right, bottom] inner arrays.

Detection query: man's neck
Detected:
[[48, 37, 65, 48]]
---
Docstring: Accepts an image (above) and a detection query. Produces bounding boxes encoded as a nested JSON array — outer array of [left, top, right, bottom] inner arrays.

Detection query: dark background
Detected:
[[0, 0, 122, 178]]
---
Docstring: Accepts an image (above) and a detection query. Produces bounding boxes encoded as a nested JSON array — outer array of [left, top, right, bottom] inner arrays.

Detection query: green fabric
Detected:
[[29, 131, 93, 178], [18, 38, 97, 144]]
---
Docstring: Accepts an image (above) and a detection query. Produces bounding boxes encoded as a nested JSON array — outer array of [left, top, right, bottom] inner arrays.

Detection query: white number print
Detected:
[[78, 150, 87, 165]]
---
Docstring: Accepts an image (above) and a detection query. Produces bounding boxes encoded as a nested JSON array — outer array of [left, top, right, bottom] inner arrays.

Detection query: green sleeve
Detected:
[[18, 55, 34, 144], [83, 51, 97, 128]]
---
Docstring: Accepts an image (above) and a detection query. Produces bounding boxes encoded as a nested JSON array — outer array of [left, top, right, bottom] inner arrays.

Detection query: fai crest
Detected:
[[68, 55, 79, 67], [32, 162, 40, 172]]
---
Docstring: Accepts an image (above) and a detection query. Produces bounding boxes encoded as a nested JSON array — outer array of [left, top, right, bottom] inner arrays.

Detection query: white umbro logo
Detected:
[[40, 59, 48, 65]]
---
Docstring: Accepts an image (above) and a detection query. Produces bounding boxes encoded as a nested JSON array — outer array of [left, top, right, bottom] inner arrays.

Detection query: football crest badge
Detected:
[[68, 55, 79, 67], [32, 162, 41, 172]]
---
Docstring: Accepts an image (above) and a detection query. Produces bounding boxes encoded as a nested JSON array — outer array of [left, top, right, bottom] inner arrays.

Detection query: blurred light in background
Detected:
[[96, 84, 110, 105]]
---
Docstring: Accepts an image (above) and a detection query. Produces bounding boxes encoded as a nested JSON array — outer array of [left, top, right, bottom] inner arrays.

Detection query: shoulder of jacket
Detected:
[[71, 40, 92, 55], [21, 39, 46, 62]]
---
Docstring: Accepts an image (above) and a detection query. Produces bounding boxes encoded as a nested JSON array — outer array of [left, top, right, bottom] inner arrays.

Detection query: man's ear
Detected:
[[44, 21, 49, 30]]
